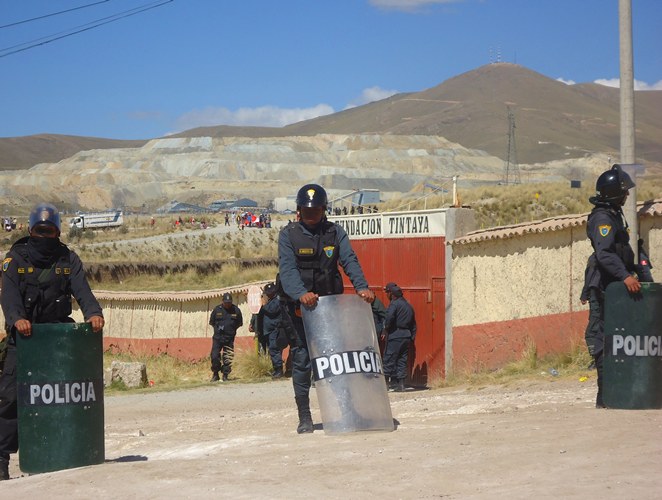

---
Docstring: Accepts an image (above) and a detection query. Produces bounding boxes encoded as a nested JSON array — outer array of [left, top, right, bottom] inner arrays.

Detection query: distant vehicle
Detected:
[[70, 210, 124, 230]]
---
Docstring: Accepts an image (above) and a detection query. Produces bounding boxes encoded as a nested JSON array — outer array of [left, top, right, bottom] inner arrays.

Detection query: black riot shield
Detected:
[[603, 282, 662, 409], [302, 294, 394, 434], [17, 322, 105, 473]]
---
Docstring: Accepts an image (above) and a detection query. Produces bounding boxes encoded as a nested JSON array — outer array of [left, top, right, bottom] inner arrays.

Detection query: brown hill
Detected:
[[277, 63, 662, 165], [2, 64, 660, 169], [0, 134, 147, 171]]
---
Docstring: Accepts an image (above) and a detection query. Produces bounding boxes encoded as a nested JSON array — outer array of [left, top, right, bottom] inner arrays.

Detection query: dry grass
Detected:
[[105, 338, 593, 394], [432, 338, 593, 389], [91, 264, 279, 291], [381, 178, 662, 229], [104, 345, 275, 394]]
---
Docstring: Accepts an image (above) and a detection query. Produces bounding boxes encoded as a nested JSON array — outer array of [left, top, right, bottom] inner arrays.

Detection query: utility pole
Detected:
[[503, 108, 521, 185], [619, 0, 638, 252]]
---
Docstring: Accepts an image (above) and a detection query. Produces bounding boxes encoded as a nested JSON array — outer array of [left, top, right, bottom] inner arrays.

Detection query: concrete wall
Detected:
[[0, 286, 263, 361], [448, 206, 662, 374]]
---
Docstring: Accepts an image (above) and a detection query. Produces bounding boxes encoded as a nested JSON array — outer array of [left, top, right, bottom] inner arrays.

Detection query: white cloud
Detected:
[[346, 86, 400, 109], [173, 104, 335, 131], [594, 78, 620, 88], [556, 77, 576, 85], [369, 0, 462, 12], [594, 78, 662, 91]]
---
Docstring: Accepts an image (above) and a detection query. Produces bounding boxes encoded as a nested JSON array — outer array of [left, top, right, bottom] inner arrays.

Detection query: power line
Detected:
[[0, 0, 173, 59], [0, 1, 112, 29]]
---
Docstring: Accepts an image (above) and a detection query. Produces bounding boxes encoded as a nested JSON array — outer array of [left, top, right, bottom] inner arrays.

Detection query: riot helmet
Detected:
[[296, 184, 327, 209], [595, 164, 635, 204], [263, 282, 277, 297], [28, 202, 61, 236]]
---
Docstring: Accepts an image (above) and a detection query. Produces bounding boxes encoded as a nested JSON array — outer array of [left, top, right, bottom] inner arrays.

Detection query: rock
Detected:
[[107, 361, 148, 388]]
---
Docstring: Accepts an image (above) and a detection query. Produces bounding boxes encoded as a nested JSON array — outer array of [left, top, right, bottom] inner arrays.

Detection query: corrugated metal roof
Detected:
[[91, 280, 271, 302], [452, 199, 662, 245]]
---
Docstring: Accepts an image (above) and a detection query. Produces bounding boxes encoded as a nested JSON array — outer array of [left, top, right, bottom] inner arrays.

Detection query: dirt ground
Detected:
[[3, 376, 661, 499]]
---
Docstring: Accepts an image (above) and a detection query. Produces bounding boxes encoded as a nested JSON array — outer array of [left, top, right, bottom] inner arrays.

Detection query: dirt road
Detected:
[[3, 377, 661, 499]]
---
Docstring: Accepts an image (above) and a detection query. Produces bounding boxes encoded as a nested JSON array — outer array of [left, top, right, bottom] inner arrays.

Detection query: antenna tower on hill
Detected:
[[503, 108, 521, 185]]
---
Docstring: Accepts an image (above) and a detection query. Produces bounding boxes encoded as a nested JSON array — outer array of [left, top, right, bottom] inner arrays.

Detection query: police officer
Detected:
[[582, 164, 641, 408], [0, 203, 104, 480], [209, 292, 243, 382], [260, 282, 285, 378], [382, 283, 417, 392], [278, 183, 375, 434]]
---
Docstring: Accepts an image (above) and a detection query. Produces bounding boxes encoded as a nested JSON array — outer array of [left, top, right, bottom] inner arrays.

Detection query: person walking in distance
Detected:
[[0, 203, 104, 480], [581, 164, 641, 408], [209, 293, 243, 382], [278, 183, 374, 433]]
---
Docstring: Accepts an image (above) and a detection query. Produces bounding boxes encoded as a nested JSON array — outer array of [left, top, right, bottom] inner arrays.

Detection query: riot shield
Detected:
[[302, 294, 394, 434], [603, 282, 662, 409], [17, 322, 105, 473]]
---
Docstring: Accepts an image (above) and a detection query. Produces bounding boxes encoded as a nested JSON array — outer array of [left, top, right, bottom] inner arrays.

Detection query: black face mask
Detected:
[[27, 237, 61, 267]]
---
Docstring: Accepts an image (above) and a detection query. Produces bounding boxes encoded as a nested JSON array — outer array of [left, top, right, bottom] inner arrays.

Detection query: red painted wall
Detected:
[[451, 310, 588, 373], [104, 336, 259, 363]]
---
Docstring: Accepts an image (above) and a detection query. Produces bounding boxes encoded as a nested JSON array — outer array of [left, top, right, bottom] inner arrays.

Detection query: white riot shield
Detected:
[[302, 294, 394, 434]]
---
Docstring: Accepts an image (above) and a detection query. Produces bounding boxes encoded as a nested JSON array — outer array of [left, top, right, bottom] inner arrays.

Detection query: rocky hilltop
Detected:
[[2, 63, 657, 212], [1, 134, 513, 211]]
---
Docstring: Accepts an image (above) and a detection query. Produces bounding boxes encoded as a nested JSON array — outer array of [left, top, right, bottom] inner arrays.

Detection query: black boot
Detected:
[[272, 367, 283, 379], [394, 378, 406, 392], [295, 395, 313, 434], [0, 456, 9, 481], [210, 372, 220, 382]]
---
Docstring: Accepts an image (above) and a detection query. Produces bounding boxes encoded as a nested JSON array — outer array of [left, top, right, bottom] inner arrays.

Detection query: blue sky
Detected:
[[1, 0, 660, 140]]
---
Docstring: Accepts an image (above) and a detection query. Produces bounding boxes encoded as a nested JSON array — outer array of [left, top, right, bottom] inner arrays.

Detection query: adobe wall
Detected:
[[449, 206, 662, 374]]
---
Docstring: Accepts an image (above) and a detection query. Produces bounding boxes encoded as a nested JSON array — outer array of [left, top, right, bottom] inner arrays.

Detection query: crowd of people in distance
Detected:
[[330, 205, 378, 216], [235, 211, 272, 229]]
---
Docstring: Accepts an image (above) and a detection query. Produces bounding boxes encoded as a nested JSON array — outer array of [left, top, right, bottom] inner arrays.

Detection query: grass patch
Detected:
[[91, 264, 279, 291], [380, 178, 662, 228], [105, 340, 594, 395], [103, 345, 276, 394], [433, 339, 593, 389], [231, 346, 275, 380]]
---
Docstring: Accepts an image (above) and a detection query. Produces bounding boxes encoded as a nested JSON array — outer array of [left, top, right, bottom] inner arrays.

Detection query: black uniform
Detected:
[[582, 199, 636, 407], [261, 295, 284, 374], [209, 303, 243, 377], [383, 295, 417, 384], [278, 219, 369, 398], [0, 236, 103, 462]]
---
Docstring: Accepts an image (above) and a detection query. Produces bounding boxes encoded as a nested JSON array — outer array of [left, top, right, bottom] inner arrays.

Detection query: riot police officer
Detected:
[[260, 282, 285, 378], [0, 203, 104, 480], [582, 165, 641, 408], [382, 283, 417, 392], [209, 292, 243, 382], [278, 183, 375, 434]]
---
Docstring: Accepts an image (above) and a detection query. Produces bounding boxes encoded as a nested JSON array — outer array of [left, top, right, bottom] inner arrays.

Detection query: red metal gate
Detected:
[[332, 209, 448, 385]]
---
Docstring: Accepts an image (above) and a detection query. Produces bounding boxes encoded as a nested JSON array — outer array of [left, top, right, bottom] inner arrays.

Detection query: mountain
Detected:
[[173, 64, 662, 166], [0, 134, 147, 171], [1, 63, 660, 171]]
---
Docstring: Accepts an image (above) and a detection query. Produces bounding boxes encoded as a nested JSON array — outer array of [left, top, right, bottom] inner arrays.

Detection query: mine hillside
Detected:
[[0, 63, 660, 215]]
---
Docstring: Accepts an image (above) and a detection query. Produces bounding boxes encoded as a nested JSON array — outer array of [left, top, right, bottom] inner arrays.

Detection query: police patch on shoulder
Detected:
[[323, 245, 335, 258], [598, 225, 611, 237], [2, 257, 11, 272]]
